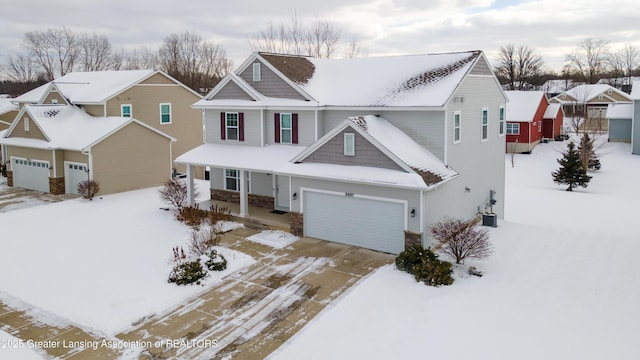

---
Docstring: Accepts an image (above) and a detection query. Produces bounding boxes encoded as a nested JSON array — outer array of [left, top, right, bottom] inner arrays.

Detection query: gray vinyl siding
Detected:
[[303, 127, 404, 170], [239, 60, 307, 100], [265, 110, 316, 146], [290, 176, 421, 234], [469, 56, 493, 75], [634, 100, 640, 154], [204, 109, 262, 146], [321, 110, 446, 161], [250, 172, 273, 196], [608, 118, 632, 143], [212, 81, 254, 100], [425, 73, 506, 240]]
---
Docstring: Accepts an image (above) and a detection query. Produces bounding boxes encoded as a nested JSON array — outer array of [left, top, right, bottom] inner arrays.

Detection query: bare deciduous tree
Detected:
[[431, 217, 492, 264], [620, 44, 639, 85], [566, 38, 610, 84], [158, 31, 232, 93], [2, 53, 39, 82], [495, 44, 545, 90], [77, 32, 115, 71], [24, 27, 79, 80], [249, 13, 366, 59], [123, 46, 159, 70]]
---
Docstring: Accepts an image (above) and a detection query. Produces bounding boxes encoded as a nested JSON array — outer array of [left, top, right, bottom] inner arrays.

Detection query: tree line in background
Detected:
[[495, 38, 640, 91], [0, 16, 364, 96]]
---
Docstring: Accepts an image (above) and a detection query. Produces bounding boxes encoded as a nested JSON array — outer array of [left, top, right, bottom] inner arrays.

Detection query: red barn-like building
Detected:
[[505, 91, 560, 153]]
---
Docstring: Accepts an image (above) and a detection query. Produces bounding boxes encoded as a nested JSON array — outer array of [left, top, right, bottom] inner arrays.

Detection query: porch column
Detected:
[[186, 164, 195, 206], [239, 170, 249, 217]]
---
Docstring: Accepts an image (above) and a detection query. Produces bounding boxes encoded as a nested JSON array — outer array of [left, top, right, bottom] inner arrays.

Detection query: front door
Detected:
[[275, 175, 290, 211]]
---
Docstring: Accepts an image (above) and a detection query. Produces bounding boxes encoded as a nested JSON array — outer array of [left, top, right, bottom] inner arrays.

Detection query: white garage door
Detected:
[[303, 191, 406, 254], [64, 162, 88, 195], [12, 158, 50, 192]]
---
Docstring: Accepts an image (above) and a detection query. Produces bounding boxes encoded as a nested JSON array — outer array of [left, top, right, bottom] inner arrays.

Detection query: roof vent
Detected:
[[43, 109, 61, 118]]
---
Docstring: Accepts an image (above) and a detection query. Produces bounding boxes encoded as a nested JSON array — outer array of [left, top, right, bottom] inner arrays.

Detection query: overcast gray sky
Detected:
[[1, 0, 638, 73]]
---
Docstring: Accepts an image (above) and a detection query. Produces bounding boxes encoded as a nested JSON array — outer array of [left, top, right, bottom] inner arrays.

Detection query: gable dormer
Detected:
[[210, 78, 256, 101], [469, 54, 493, 76], [237, 54, 311, 100], [40, 83, 69, 105], [5, 109, 48, 141]]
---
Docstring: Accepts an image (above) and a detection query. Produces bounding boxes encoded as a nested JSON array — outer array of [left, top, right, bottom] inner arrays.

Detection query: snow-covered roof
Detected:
[[543, 103, 562, 119], [630, 80, 640, 100], [176, 143, 305, 172], [541, 79, 576, 94], [606, 103, 633, 119], [556, 84, 632, 103], [290, 51, 481, 107], [0, 98, 18, 115], [505, 91, 546, 122], [14, 70, 156, 104], [0, 104, 172, 150]]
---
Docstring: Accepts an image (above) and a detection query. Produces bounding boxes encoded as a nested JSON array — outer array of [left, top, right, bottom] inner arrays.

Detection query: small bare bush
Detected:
[[177, 204, 208, 227], [206, 204, 232, 226], [188, 226, 219, 256], [431, 217, 492, 264], [77, 180, 100, 200], [159, 179, 199, 208]]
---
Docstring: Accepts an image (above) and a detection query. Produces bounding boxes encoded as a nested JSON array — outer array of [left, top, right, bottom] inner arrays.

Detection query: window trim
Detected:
[[252, 63, 261, 82], [51, 99, 59, 105], [224, 169, 250, 192], [280, 113, 292, 144], [344, 133, 355, 156], [159, 103, 171, 124], [453, 111, 461, 144], [506, 123, 520, 135], [538, 120, 542, 132], [498, 106, 505, 136], [481, 107, 489, 142], [225, 112, 239, 141], [121, 104, 132, 118], [24, 117, 30, 132]]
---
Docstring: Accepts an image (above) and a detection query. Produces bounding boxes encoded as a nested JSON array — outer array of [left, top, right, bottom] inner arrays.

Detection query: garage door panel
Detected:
[[65, 162, 88, 195], [12, 158, 50, 192], [304, 191, 405, 254]]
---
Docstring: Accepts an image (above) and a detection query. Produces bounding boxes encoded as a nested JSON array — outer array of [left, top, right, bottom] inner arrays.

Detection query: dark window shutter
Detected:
[[274, 113, 281, 143], [239, 112, 245, 142], [220, 112, 226, 140], [292, 113, 299, 144]]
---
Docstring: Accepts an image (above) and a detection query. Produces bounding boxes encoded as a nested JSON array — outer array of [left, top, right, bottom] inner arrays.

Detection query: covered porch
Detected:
[[197, 198, 291, 229]]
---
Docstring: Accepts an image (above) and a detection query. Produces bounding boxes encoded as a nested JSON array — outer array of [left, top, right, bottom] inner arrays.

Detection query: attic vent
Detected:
[[43, 109, 61, 117], [349, 116, 368, 131]]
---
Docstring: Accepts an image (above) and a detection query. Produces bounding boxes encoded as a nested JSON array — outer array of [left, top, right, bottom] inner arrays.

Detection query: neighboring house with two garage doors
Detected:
[[0, 70, 202, 195], [176, 50, 507, 254]]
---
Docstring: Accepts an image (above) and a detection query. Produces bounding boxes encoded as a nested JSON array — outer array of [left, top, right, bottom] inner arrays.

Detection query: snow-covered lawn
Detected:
[[0, 181, 255, 336], [0, 330, 46, 359], [272, 140, 640, 360]]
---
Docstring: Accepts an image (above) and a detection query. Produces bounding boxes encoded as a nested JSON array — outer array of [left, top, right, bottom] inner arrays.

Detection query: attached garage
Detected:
[[11, 157, 50, 192], [64, 162, 88, 195], [608, 118, 632, 143], [303, 190, 406, 254]]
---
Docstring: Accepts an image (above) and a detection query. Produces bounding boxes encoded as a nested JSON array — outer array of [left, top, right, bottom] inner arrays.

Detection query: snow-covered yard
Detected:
[[0, 181, 255, 336], [271, 139, 640, 359]]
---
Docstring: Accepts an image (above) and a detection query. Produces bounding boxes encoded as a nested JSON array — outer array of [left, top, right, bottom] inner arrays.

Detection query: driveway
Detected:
[[0, 179, 78, 213], [117, 227, 395, 359]]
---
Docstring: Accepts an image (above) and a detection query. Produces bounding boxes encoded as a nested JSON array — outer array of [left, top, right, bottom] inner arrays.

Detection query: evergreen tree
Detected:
[[552, 141, 592, 191], [578, 133, 601, 171]]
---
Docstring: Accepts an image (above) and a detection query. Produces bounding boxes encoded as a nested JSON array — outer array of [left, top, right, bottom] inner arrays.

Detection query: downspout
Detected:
[[260, 108, 264, 147], [52, 149, 57, 178], [314, 109, 318, 141], [419, 189, 425, 244], [81, 148, 94, 180], [443, 112, 448, 165]]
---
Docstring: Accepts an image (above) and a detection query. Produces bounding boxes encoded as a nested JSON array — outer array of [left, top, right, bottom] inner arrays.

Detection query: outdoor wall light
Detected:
[[410, 208, 416, 218], [292, 192, 297, 200], [465, 186, 471, 192]]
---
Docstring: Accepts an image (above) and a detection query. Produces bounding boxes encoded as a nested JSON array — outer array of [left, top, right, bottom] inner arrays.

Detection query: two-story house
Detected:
[[0, 70, 203, 194], [176, 51, 507, 254]]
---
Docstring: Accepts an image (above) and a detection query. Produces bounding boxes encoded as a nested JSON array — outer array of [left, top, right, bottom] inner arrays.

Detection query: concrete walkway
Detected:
[[1, 227, 394, 359]]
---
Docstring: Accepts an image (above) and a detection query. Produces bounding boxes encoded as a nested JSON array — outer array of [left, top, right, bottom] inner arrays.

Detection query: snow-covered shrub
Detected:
[[396, 245, 453, 287], [168, 260, 207, 285], [77, 180, 100, 200], [205, 250, 227, 271], [431, 217, 492, 264]]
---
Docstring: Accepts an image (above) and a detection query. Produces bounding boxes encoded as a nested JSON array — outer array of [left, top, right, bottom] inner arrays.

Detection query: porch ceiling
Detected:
[[175, 143, 305, 172]]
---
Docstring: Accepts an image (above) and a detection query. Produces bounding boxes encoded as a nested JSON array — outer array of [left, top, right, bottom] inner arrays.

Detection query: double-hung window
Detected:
[[226, 112, 239, 140], [481, 108, 488, 141], [506, 123, 520, 135], [225, 169, 240, 191], [499, 106, 505, 136], [453, 111, 461, 144], [280, 113, 292, 144], [160, 103, 171, 124]]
